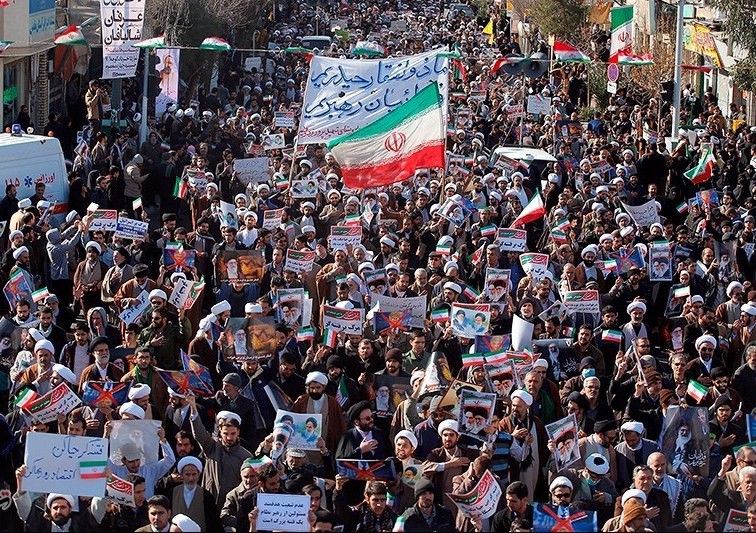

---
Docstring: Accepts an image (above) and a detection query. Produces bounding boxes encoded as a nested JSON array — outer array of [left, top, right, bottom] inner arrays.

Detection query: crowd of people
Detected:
[[0, 0, 755, 532]]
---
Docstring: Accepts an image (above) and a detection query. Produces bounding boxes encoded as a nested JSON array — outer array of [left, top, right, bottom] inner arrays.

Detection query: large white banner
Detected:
[[299, 50, 449, 143], [100, 0, 146, 79], [155, 48, 180, 115]]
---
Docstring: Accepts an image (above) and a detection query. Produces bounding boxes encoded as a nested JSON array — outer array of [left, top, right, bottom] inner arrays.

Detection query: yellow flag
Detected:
[[482, 18, 495, 44]]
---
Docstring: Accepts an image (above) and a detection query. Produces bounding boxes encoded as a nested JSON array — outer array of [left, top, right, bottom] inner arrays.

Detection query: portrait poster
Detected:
[[451, 303, 491, 339], [648, 241, 673, 281], [484, 268, 511, 301], [546, 414, 581, 470], [273, 410, 322, 451], [108, 419, 162, 466], [372, 375, 412, 418], [155, 48, 180, 115], [459, 390, 497, 441], [438, 379, 483, 418], [276, 288, 305, 328], [399, 460, 424, 488], [475, 334, 512, 354], [246, 317, 278, 356], [217, 250, 265, 281], [658, 405, 710, 477], [483, 358, 515, 398]]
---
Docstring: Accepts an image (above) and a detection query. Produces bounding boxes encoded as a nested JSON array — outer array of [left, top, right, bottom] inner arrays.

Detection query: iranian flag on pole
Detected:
[[609, 5, 633, 63], [461, 353, 487, 368], [326, 83, 446, 189], [618, 52, 654, 66], [684, 147, 716, 185], [511, 192, 545, 227], [54, 25, 86, 46], [200, 37, 232, 51], [687, 380, 708, 403], [553, 41, 591, 63]]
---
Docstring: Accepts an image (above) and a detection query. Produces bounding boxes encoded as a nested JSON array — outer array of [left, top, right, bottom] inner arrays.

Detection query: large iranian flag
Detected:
[[609, 5, 633, 63], [684, 147, 716, 185], [553, 41, 590, 63], [326, 82, 445, 189], [512, 192, 545, 227]]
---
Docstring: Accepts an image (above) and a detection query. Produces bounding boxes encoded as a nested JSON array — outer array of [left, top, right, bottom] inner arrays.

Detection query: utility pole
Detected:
[[671, 0, 685, 141], [139, 47, 149, 145]]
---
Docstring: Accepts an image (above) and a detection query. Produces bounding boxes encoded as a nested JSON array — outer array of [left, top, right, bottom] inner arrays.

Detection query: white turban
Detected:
[[511, 389, 533, 407], [620, 421, 644, 435], [27, 327, 45, 342], [177, 456, 204, 474], [12, 246, 28, 260], [599, 233, 613, 243], [581, 245, 598, 259], [695, 334, 717, 351], [621, 488, 647, 505], [84, 241, 101, 253], [394, 430, 418, 449], [211, 300, 231, 316], [444, 261, 459, 274], [549, 476, 573, 492], [46, 493, 74, 509], [727, 281, 744, 297], [410, 369, 425, 387], [437, 419, 459, 436], [216, 410, 242, 425], [380, 236, 396, 248], [171, 514, 201, 532], [128, 383, 151, 400], [626, 301, 646, 314], [51, 364, 76, 385], [118, 402, 145, 419], [34, 339, 54, 354], [443, 281, 462, 294], [305, 371, 328, 386], [148, 289, 167, 301]]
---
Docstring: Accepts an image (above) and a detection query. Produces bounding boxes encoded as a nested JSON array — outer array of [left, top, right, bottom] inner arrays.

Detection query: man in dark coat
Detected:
[[335, 401, 390, 461]]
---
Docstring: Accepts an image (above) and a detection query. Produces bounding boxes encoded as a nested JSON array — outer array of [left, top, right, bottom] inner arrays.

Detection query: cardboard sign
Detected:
[[329, 226, 362, 250], [285, 249, 316, 274], [23, 433, 108, 497], [497, 228, 527, 252], [256, 494, 310, 532], [22, 383, 81, 424], [323, 305, 364, 335], [527, 94, 552, 116], [106, 474, 135, 507], [263, 208, 285, 230]]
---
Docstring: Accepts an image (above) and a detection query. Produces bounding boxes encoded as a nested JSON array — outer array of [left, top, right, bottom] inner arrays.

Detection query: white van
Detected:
[[0, 133, 69, 217]]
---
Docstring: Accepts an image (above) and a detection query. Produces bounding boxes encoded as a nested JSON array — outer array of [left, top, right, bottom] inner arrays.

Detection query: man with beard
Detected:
[[292, 371, 345, 459], [186, 395, 252, 507], [201, 373, 256, 449], [121, 346, 169, 418], [33, 306, 67, 356], [323, 355, 361, 410], [77, 336, 125, 391], [396, 478, 454, 532], [423, 420, 480, 520], [574, 244, 605, 291], [12, 484, 96, 532], [18, 339, 56, 394], [499, 389, 548, 500], [648, 452, 682, 521], [684, 334, 724, 385], [336, 401, 390, 461], [733, 345, 756, 414]]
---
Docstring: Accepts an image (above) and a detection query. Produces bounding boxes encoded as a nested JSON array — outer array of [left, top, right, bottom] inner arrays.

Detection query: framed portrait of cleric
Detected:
[[217, 250, 265, 282]]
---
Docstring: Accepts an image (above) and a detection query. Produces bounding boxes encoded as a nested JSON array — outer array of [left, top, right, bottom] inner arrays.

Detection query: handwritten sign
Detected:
[[621, 200, 660, 227], [234, 157, 269, 185], [256, 493, 310, 532], [275, 111, 296, 128], [329, 225, 362, 250], [168, 277, 192, 309], [496, 228, 527, 252], [106, 474, 135, 507], [22, 383, 81, 424], [323, 305, 364, 334], [89, 209, 118, 231], [447, 469, 501, 519], [372, 294, 428, 328], [23, 432, 108, 497], [300, 50, 449, 144], [285, 249, 316, 274], [99, 0, 145, 79], [527, 94, 552, 116], [114, 217, 148, 241], [118, 290, 151, 326]]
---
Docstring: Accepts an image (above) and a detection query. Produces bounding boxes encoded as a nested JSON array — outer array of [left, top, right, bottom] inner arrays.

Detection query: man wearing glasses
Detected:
[[77, 336, 124, 392]]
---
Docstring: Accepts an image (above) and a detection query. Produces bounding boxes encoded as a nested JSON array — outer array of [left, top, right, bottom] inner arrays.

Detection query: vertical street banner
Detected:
[[100, 0, 146, 79], [155, 48, 180, 114]]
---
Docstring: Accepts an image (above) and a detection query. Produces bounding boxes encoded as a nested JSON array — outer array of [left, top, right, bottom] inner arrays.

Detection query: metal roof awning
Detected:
[[1, 41, 56, 58]]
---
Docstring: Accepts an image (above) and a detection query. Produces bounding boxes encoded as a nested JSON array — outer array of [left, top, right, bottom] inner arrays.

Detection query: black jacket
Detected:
[[398, 504, 455, 532]]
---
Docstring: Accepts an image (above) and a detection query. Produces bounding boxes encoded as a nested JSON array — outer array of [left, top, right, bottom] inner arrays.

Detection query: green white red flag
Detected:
[[684, 147, 716, 185], [553, 41, 590, 63], [326, 82, 445, 189], [511, 192, 545, 227], [54, 25, 86, 46], [609, 5, 633, 63]]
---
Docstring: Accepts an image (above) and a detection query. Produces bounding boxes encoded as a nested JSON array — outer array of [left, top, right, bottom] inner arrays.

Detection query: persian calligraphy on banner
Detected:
[[300, 50, 449, 144], [330, 226, 362, 249], [323, 305, 364, 334], [372, 294, 428, 328], [22, 383, 81, 424], [496, 228, 527, 252], [106, 474, 135, 507], [520, 253, 549, 280], [285, 249, 316, 274], [563, 290, 600, 316], [621, 200, 660, 227], [89, 209, 118, 231], [257, 494, 311, 532], [100, 0, 146, 79], [23, 433, 108, 497], [113, 217, 148, 240], [118, 290, 150, 325], [234, 157, 269, 185], [447, 469, 502, 519], [274, 111, 296, 128]]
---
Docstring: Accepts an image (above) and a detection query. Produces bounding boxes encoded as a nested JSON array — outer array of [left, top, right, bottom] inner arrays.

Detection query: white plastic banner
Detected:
[[300, 50, 449, 143], [100, 0, 145, 79]]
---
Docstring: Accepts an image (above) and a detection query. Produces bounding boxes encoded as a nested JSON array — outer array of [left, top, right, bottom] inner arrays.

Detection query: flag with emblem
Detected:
[[512, 192, 545, 227], [553, 41, 591, 63], [609, 5, 633, 63], [602, 329, 623, 344], [80, 460, 108, 479], [431, 307, 450, 323], [322, 326, 338, 348], [13, 387, 38, 409], [297, 326, 315, 343], [327, 82, 445, 189]]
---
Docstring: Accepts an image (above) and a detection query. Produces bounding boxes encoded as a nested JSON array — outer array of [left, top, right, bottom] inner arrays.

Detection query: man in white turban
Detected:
[[622, 300, 648, 349], [684, 334, 723, 383], [170, 456, 217, 530]]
